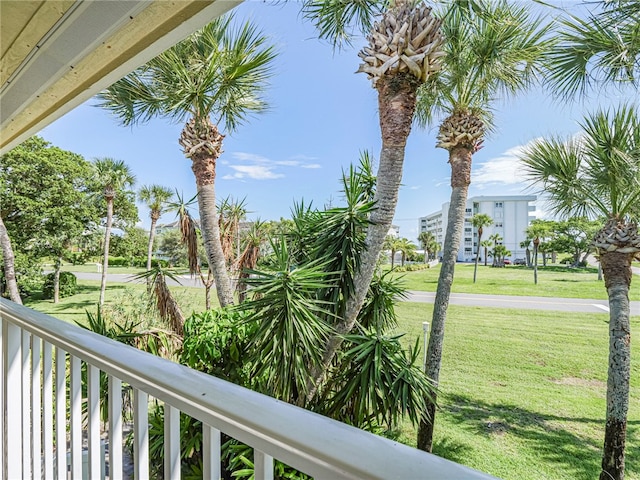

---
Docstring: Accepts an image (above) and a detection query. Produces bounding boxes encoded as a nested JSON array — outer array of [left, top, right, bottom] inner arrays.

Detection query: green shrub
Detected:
[[42, 271, 77, 299], [108, 256, 130, 267]]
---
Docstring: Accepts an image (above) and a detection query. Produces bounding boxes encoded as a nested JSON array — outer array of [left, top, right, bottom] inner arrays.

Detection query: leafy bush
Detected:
[[63, 251, 93, 265], [42, 271, 77, 299], [108, 256, 130, 267]]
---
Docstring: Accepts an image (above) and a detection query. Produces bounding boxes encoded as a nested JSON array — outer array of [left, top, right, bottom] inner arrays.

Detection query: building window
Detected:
[[464, 248, 472, 254], [495, 202, 503, 208], [465, 227, 472, 232], [495, 222, 503, 228]]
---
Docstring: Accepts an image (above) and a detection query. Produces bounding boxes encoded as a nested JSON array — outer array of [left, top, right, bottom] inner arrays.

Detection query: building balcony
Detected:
[[1, 298, 495, 479]]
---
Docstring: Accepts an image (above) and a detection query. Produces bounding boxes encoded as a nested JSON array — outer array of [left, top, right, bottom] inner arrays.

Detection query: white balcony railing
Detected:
[[1, 297, 497, 480]]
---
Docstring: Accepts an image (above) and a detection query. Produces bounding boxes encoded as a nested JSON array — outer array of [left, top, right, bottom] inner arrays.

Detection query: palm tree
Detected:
[[471, 213, 492, 282], [480, 239, 492, 266], [138, 185, 173, 271], [526, 220, 552, 284], [0, 215, 21, 304], [97, 15, 276, 307], [218, 196, 248, 268], [546, 0, 639, 101], [520, 238, 532, 267], [302, 0, 445, 402], [415, 0, 553, 452], [520, 105, 640, 480], [384, 236, 403, 269], [397, 238, 416, 266], [488, 233, 503, 267], [418, 231, 435, 263], [93, 158, 136, 306], [236, 219, 268, 303]]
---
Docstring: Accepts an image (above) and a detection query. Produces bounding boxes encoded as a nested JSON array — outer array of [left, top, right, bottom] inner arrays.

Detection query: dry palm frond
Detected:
[[179, 209, 199, 275], [153, 270, 185, 337]]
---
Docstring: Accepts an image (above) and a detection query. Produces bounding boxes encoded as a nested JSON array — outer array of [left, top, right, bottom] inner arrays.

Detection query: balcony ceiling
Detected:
[[0, 0, 240, 154]]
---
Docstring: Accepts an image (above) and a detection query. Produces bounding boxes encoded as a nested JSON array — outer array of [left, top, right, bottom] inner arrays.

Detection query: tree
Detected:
[[0, 216, 21, 303], [546, 0, 640, 101], [520, 105, 640, 480], [98, 15, 276, 307], [471, 213, 492, 282], [526, 219, 554, 284], [520, 238, 532, 267], [384, 236, 403, 269], [302, 0, 445, 403], [488, 233, 503, 267], [139, 185, 174, 271], [93, 158, 136, 306], [218, 196, 248, 268], [415, 0, 553, 452], [418, 231, 435, 263], [236, 219, 268, 303], [480, 239, 492, 266], [550, 217, 603, 266], [1, 136, 99, 302], [397, 238, 416, 266]]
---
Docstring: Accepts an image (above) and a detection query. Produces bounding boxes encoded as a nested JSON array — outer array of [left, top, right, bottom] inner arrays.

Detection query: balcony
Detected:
[[1, 297, 495, 479]]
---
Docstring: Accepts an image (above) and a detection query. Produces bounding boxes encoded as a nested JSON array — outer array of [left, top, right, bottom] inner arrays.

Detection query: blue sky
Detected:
[[39, 1, 635, 241]]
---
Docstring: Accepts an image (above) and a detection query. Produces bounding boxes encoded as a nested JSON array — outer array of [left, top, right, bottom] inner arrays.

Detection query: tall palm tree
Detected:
[[546, 0, 639, 101], [97, 15, 276, 307], [471, 213, 492, 282], [384, 236, 403, 269], [0, 215, 21, 304], [418, 231, 435, 263], [488, 233, 503, 267], [520, 105, 640, 480], [480, 239, 492, 266], [303, 0, 445, 402], [93, 158, 136, 306], [520, 238, 532, 267], [138, 185, 173, 271], [526, 219, 552, 284], [397, 238, 416, 266], [415, 0, 553, 452]]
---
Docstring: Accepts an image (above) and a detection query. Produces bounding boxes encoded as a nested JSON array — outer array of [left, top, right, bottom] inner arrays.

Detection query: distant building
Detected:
[[418, 195, 536, 262], [387, 224, 400, 238]]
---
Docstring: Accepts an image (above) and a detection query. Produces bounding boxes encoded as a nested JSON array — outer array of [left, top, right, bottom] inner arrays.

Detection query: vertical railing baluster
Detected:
[[5, 321, 23, 479], [55, 347, 67, 480], [109, 375, 123, 480], [0, 315, 4, 479], [203, 425, 221, 480], [32, 336, 42, 480], [254, 450, 274, 480], [88, 364, 101, 480], [43, 341, 54, 479], [70, 355, 82, 478], [134, 389, 149, 480], [164, 404, 180, 480], [22, 330, 32, 479]]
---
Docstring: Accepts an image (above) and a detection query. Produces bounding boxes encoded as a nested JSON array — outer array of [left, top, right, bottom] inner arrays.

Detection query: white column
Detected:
[[109, 375, 123, 480], [254, 450, 274, 480], [55, 347, 66, 480], [70, 355, 82, 478], [133, 389, 149, 480], [202, 425, 221, 480], [32, 336, 42, 480], [22, 330, 31, 479], [87, 364, 101, 480], [5, 321, 23, 480], [43, 341, 54, 479], [164, 404, 180, 480]]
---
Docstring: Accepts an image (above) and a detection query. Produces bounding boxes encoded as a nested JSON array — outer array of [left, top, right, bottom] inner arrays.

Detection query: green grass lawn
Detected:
[[23, 278, 640, 479], [394, 302, 639, 480], [393, 263, 640, 300]]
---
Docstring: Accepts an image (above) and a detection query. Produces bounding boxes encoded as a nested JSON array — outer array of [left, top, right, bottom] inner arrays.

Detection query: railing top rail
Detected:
[[0, 298, 497, 480]]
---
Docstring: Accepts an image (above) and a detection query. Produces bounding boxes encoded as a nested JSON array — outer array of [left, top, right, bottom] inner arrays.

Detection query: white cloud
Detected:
[[225, 165, 284, 180], [471, 142, 535, 186], [223, 151, 322, 180]]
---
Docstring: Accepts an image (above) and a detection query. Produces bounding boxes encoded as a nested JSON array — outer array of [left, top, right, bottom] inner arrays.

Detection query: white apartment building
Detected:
[[418, 195, 536, 262]]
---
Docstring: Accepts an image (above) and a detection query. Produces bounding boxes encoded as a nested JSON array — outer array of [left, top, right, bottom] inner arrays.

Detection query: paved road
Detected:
[[76, 271, 640, 315]]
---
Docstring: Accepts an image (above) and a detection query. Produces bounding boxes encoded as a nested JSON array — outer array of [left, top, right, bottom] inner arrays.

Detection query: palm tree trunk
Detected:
[[418, 146, 471, 452], [0, 215, 22, 304], [146, 217, 158, 271], [99, 199, 113, 306], [305, 74, 419, 403], [484, 247, 488, 266], [599, 251, 632, 480], [53, 256, 62, 304], [196, 183, 234, 307], [473, 231, 483, 283], [391, 249, 396, 268], [533, 244, 538, 285]]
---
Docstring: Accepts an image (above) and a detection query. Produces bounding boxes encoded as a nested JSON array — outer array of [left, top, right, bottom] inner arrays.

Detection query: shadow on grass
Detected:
[[441, 393, 639, 480], [431, 436, 473, 465]]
